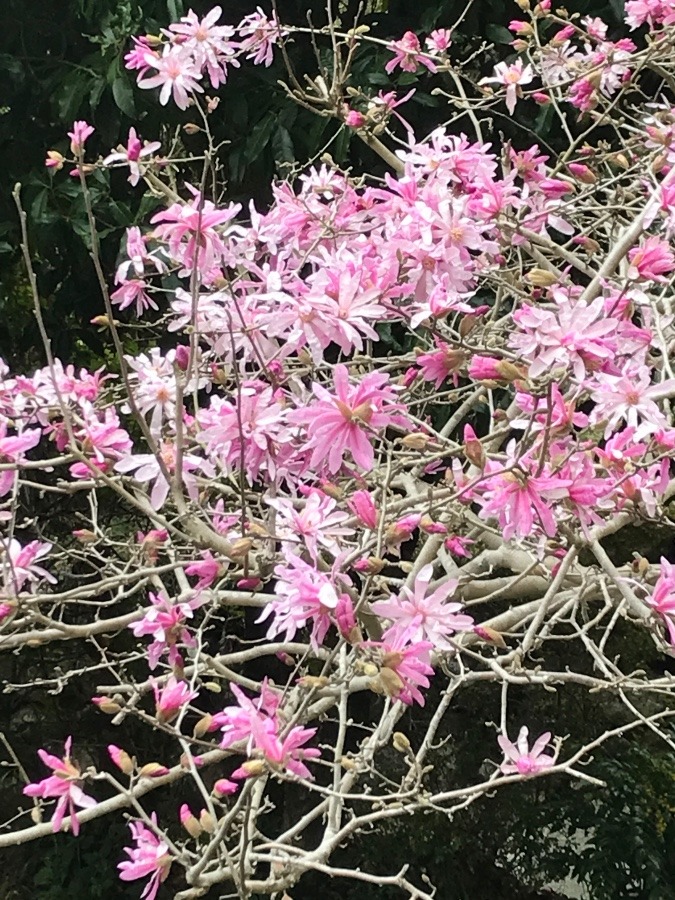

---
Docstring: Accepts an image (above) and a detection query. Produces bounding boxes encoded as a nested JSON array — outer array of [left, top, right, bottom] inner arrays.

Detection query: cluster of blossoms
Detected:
[[11, 2, 675, 898]]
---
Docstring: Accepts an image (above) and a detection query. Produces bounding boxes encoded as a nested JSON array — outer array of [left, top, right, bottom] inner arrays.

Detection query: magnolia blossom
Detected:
[[138, 44, 204, 109], [23, 737, 96, 835], [238, 7, 282, 67], [131, 591, 204, 669], [118, 815, 173, 900], [372, 564, 473, 650], [152, 675, 198, 723], [267, 491, 352, 559], [385, 31, 437, 75], [590, 368, 675, 438], [67, 120, 94, 154], [257, 553, 350, 646], [498, 727, 555, 776], [103, 127, 161, 186], [290, 365, 407, 474], [480, 60, 534, 115], [645, 557, 675, 644]]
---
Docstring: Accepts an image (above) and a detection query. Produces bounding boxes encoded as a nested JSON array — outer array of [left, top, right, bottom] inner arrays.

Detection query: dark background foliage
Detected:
[[6, 2, 674, 899]]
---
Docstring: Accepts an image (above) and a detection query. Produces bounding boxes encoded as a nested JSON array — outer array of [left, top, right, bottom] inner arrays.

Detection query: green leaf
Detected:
[[486, 23, 515, 44], [167, 0, 184, 21], [112, 76, 136, 118], [244, 112, 276, 165]]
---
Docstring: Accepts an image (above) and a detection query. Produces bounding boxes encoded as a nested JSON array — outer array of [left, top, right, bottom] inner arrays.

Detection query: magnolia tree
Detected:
[[4, 0, 675, 896]]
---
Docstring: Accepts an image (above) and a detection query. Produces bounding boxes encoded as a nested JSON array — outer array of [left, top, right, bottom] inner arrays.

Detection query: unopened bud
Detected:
[[239, 759, 267, 778], [180, 804, 203, 839], [138, 762, 170, 777], [496, 360, 527, 382], [458, 315, 478, 339], [514, 0, 530, 9], [108, 745, 134, 775], [92, 696, 122, 715], [73, 528, 97, 544], [341, 755, 358, 770], [199, 810, 217, 833], [392, 732, 411, 754], [203, 681, 222, 693], [321, 482, 344, 500], [567, 162, 596, 184], [297, 675, 330, 689], [228, 538, 253, 560], [357, 556, 386, 575], [473, 624, 508, 649], [420, 515, 447, 534], [362, 662, 379, 678], [525, 268, 558, 287], [378, 667, 405, 697], [613, 153, 630, 169], [183, 123, 201, 135], [401, 432, 430, 450], [193, 714, 214, 738]]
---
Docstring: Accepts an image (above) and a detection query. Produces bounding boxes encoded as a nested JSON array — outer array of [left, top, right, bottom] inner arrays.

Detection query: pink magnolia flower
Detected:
[[290, 364, 407, 474], [152, 676, 198, 723], [385, 31, 437, 75], [0, 538, 55, 599], [478, 463, 571, 541], [645, 557, 675, 644], [68, 120, 94, 155], [347, 489, 378, 530], [0, 420, 41, 497], [498, 726, 555, 776], [232, 717, 321, 781], [150, 187, 241, 274], [131, 591, 204, 669], [169, 6, 238, 88], [363, 624, 434, 706], [257, 553, 351, 647], [590, 367, 675, 438], [267, 491, 352, 560], [118, 815, 172, 900], [124, 36, 155, 74], [238, 6, 282, 67], [215, 680, 280, 751], [628, 236, 675, 282], [138, 44, 203, 109], [103, 127, 161, 187], [425, 28, 453, 53], [510, 293, 620, 382], [480, 60, 534, 115], [372, 564, 473, 650], [111, 279, 158, 317], [23, 737, 96, 835]]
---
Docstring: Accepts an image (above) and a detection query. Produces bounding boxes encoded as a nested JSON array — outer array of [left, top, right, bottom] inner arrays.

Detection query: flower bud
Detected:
[[138, 762, 170, 778], [183, 123, 201, 136], [298, 675, 330, 689], [401, 432, 431, 450], [567, 162, 595, 183], [193, 714, 214, 738], [213, 778, 238, 797], [473, 624, 507, 649], [199, 810, 217, 833], [92, 696, 122, 715], [228, 538, 253, 560], [108, 744, 134, 775], [525, 268, 558, 287], [239, 759, 267, 778], [180, 804, 203, 839], [392, 732, 411, 754], [463, 424, 486, 469]]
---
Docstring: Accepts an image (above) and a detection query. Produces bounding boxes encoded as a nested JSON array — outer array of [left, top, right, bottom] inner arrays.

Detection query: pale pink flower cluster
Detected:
[[129, 5, 283, 109]]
